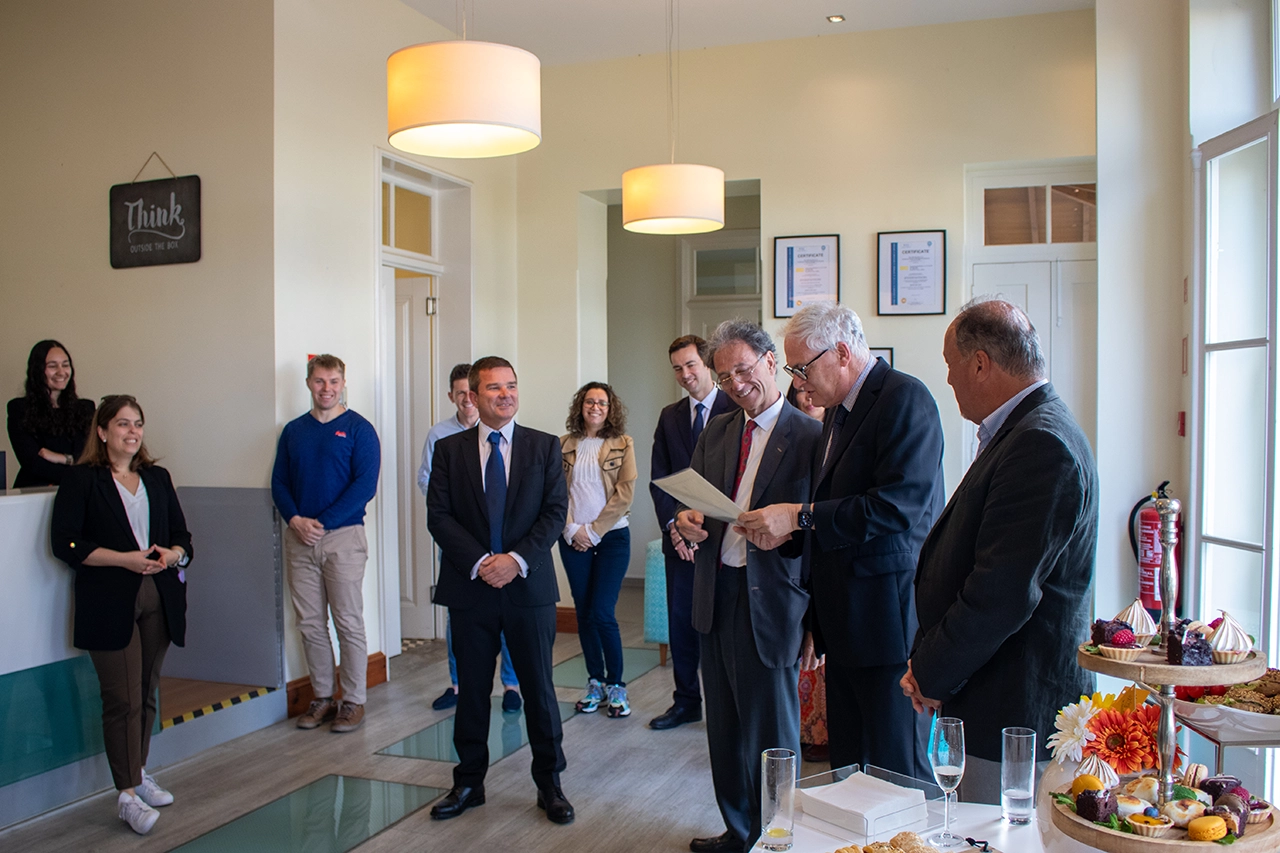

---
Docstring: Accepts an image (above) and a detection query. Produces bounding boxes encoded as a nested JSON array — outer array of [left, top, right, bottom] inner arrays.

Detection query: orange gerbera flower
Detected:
[[1083, 708, 1158, 774]]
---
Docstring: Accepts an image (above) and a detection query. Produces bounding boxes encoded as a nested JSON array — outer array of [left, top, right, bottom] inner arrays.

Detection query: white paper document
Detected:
[[651, 468, 744, 524]]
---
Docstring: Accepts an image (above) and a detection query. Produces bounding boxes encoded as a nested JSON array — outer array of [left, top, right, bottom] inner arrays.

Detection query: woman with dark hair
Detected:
[[786, 382, 830, 762], [6, 339, 95, 487], [51, 395, 192, 835], [559, 382, 637, 718]]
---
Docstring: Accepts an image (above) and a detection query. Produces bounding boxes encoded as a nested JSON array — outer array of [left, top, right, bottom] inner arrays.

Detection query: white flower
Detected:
[[1047, 697, 1099, 765]]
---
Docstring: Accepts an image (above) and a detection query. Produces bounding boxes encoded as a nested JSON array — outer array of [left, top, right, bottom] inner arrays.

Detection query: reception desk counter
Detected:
[[0, 485, 285, 828]]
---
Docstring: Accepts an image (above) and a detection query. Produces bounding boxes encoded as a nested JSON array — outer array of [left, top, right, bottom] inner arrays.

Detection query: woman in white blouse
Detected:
[[51, 395, 192, 836], [559, 382, 637, 718]]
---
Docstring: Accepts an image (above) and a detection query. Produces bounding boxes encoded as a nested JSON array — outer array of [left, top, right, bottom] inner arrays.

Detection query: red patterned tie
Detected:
[[730, 421, 757, 501]]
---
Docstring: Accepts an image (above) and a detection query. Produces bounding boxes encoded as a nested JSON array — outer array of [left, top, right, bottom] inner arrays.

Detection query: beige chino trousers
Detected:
[[285, 524, 368, 705]]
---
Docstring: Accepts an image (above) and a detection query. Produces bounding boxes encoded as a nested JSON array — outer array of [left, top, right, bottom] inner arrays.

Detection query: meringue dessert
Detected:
[[1114, 599, 1157, 645], [1209, 611, 1253, 663], [1076, 754, 1119, 790]]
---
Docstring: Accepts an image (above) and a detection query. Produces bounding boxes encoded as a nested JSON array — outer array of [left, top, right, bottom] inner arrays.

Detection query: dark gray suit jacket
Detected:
[[683, 401, 822, 669], [650, 391, 738, 559], [427, 423, 568, 609], [911, 384, 1098, 762]]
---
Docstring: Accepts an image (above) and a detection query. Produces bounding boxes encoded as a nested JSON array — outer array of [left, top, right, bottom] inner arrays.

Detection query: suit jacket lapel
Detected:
[[140, 467, 165, 546], [722, 410, 744, 496], [461, 427, 488, 521], [750, 404, 790, 508], [97, 468, 134, 544], [680, 397, 697, 457], [504, 425, 527, 518], [814, 360, 888, 496]]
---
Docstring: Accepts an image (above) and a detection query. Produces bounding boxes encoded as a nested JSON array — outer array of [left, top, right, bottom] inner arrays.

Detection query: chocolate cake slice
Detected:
[[1091, 619, 1132, 647], [1077, 789, 1118, 823]]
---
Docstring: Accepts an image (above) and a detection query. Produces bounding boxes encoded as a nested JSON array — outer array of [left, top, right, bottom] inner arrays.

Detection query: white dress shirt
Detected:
[[114, 477, 150, 550], [720, 394, 785, 568]]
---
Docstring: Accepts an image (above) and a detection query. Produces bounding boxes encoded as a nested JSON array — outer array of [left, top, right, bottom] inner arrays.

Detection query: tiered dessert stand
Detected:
[[1048, 497, 1277, 850]]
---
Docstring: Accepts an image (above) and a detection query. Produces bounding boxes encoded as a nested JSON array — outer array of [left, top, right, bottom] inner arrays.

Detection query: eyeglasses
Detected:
[[782, 349, 830, 381], [583, 399, 610, 409], [716, 352, 769, 391]]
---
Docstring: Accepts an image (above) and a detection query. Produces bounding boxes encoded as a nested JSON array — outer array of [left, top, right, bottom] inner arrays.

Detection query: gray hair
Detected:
[[952, 296, 1046, 380], [706, 319, 776, 365], [782, 303, 870, 359]]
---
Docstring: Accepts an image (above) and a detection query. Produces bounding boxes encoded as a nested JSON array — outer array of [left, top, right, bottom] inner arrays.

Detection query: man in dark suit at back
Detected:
[[648, 334, 738, 730], [901, 298, 1097, 803], [739, 302, 944, 780], [675, 320, 821, 853], [426, 356, 574, 824]]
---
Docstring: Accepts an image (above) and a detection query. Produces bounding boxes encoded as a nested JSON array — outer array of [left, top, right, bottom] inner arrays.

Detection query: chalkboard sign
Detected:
[[109, 175, 201, 269]]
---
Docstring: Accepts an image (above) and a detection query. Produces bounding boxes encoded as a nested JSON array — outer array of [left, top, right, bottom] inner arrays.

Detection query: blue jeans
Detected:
[[558, 527, 630, 685], [446, 613, 517, 688]]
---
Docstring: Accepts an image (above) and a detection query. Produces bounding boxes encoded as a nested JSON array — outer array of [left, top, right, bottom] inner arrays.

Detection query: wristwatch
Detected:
[[176, 549, 191, 568], [797, 503, 814, 530]]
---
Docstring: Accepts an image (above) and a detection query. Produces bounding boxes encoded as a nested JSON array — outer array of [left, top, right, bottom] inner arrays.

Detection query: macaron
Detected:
[[1187, 815, 1227, 842]]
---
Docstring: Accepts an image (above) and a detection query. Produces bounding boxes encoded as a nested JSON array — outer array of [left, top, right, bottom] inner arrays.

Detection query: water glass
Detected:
[[1001, 726, 1036, 825], [760, 748, 795, 851], [928, 716, 966, 850]]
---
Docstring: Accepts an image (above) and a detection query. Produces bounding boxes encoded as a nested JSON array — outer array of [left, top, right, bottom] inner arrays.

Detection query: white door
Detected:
[[680, 230, 762, 337], [394, 271, 440, 640]]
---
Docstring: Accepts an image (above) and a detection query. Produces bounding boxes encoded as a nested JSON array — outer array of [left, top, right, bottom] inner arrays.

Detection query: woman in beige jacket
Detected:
[[559, 382, 637, 718]]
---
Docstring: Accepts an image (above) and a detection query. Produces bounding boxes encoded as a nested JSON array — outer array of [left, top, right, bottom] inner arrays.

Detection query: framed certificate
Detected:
[[774, 235, 840, 317], [877, 230, 946, 315], [869, 347, 894, 367]]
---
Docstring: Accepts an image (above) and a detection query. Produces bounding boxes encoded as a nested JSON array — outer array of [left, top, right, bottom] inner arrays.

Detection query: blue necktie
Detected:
[[485, 431, 507, 554], [692, 402, 706, 445]]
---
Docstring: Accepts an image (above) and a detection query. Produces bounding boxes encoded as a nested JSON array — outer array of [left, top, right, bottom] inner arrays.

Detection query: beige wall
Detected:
[[522, 10, 1098, 503], [0, 0, 276, 489], [1094, 0, 1190, 620]]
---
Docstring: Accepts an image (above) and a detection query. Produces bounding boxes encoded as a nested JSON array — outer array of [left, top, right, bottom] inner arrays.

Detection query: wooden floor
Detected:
[[159, 678, 264, 723], [1, 585, 830, 852]]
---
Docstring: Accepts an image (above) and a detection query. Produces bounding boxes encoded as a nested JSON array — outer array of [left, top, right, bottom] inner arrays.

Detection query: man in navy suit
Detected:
[[740, 303, 944, 780], [677, 320, 821, 853], [425, 356, 574, 824], [648, 335, 737, 730], [902, 299, 1097, 803]]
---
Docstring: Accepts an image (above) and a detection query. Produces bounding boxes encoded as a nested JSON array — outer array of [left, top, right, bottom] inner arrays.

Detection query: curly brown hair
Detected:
[[565, 382, 627, 439]]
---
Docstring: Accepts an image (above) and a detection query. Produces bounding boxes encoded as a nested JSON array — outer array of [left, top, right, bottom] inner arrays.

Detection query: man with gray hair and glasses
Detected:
[[738, 301, 944, 780], [674, 319, 821, 853], [902, 297, 1097, 803]]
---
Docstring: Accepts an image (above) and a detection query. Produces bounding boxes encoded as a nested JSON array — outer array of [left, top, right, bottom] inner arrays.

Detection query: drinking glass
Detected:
[[928, 716, 966, 850], [759, 748, 795, 851], [1000, 726, 1036, 825]]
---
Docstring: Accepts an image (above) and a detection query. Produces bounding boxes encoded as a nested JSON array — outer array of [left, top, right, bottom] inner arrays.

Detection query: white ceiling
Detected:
[[400, 0, 1094, 67]]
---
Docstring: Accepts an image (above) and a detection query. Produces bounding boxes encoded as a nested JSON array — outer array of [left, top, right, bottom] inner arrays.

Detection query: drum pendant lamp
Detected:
[[622, 0, 724, 234], [387, 40, 541, 159]]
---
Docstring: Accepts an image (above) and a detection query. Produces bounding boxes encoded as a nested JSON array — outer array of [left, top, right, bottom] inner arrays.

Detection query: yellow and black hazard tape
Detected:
[[162, 686, 277, 730]]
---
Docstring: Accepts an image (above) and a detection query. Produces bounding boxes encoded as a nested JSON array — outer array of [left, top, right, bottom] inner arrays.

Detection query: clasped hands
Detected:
[[125, 545, 181, 575], [289, 515, 325, 546], [675, 503, 798, 553], [478, 552, 520, 588]]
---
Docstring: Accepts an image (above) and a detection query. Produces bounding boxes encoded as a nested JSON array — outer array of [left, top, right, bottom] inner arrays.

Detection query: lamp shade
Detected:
[[622, 163, 725, 234], [388, 40, 541, 159]]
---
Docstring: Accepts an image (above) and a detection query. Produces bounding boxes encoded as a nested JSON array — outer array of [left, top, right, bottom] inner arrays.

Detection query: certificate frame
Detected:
[[870, 347, 894, 368], [876, 230, 946, 316], [773, 234, 840, 318]]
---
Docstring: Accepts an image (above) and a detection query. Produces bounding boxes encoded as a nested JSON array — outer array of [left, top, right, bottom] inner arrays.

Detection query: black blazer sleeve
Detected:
[[650, 408, 678, 530], [8, 398, 68, 487], [51, 464, 101, 567]]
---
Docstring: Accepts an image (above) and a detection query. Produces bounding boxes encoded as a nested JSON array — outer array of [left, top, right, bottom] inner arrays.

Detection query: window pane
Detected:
[[1203, 345, 1267, 545], [695, 247, 758, 296], [984, 187, 1047, 245], [1201, 542, 1264, 641], [381, 182, 391, 247], [1207, 138, 1269, 343], [393, 185, 432, 256], [1051, 184, 1096, 243]]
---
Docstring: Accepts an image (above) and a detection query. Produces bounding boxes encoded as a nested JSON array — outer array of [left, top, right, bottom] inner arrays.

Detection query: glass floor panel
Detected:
[[551, 646, 661, 688], [378, 695, 576, 763], [169, 774, 442, 853]]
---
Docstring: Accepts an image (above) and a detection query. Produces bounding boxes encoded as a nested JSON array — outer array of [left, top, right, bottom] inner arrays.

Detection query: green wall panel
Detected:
[[0, 656, 104, 787]]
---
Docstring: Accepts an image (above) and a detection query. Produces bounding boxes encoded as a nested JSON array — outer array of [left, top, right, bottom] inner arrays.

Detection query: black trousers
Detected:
[[664, 552, 702, 709], [87, 576, 171, 791], [701, 567, 800, 849], [450, 591, 565, 790], [824, 658, 931, 780]]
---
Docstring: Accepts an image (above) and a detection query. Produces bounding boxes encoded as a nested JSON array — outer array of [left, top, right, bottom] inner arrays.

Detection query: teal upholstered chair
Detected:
[[642, 539, 669, 665]]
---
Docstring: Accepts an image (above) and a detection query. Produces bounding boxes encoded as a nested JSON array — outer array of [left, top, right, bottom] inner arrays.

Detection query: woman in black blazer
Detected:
[[6, 339, 95, 488], [51, 394, 192, 836]]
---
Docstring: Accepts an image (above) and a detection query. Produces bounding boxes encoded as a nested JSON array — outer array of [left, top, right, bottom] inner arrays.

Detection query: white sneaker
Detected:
[[137, 770, 174, 807], [118, 791, 159, 835]]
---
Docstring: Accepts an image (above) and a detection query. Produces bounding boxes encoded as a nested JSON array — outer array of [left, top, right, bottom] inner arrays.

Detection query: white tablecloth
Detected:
[[789, 802, 1046, 853]]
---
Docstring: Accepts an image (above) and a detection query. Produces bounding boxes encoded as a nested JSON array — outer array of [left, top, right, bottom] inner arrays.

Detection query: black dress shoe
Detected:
[[689, 831, 744, 853], [649, 704, 703, 730], [430, 785, 485, 820], [536, 786, 575, 824]]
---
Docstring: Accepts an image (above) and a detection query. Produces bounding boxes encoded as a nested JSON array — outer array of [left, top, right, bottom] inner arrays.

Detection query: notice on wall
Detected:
[[109, 175, 201, 269]]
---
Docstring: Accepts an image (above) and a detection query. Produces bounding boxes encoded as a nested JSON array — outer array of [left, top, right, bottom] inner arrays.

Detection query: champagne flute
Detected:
[[928, 716, 966, 850]]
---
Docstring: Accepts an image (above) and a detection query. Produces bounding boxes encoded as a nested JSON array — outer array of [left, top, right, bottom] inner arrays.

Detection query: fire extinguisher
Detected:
[[1129, 481, 1177, 618]]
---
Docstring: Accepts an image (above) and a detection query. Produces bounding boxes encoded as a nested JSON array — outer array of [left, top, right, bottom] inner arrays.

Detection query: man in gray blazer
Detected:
[[675, 320, 822, 853], [902, 298, 1098, 804]]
